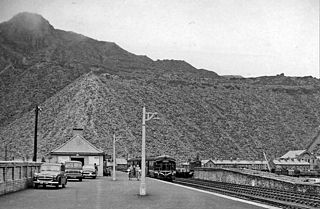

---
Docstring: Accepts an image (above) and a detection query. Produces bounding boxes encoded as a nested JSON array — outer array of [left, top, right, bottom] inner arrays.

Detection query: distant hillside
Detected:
[[1, 13, 320, 162]]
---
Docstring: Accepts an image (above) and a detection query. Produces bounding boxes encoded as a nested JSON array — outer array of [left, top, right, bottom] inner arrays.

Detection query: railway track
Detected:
[[173, 178, 320, 209]]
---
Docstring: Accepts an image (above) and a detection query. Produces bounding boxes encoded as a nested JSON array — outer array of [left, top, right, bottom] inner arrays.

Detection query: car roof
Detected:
[[41, 163, 61, 166]]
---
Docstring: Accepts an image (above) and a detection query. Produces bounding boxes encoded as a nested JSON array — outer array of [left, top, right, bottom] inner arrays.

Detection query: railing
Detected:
[[0, 161, 42, 196]]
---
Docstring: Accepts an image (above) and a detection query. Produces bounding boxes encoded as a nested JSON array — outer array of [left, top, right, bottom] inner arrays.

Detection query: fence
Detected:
[[0, 161, 42, 196]]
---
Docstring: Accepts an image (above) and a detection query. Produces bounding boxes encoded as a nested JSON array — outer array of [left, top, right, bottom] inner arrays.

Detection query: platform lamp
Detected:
[[33, 105, 42, 162], [113, 133, 123, 181], [140, 106, 159, 196]]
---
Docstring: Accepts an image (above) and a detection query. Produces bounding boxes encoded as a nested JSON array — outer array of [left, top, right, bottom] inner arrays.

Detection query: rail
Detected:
[[174, 178, 320, 209]]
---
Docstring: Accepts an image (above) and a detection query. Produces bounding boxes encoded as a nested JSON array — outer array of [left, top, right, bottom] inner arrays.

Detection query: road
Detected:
[[0, 172, 277, 209]]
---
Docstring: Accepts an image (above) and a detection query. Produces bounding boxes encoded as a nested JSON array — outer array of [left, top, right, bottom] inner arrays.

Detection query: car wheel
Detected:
[[93, 176, 96, 179], [79, 178, 82, 182]]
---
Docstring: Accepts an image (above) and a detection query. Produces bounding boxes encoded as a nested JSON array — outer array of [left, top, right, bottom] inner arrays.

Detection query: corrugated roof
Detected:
[[50, 135, 104, 154], [280, 150, 306, 159]]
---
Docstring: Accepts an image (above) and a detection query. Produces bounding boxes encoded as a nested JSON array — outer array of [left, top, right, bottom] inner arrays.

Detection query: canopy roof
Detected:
[[50, 135, 104, 155]]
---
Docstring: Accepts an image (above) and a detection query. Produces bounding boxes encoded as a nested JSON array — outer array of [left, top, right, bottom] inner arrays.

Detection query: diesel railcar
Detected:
[[148, 155, 176, 181], [128, 155, 176, 181]]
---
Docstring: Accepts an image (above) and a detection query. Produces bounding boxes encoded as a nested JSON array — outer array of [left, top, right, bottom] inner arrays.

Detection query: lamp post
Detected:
[[33, 105, 41, 162], [113, 133, 123, 181], [140, 106, 158, 196]]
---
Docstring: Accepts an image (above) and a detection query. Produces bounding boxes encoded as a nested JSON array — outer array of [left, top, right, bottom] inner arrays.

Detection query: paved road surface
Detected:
[[0, 172, 277, 209]]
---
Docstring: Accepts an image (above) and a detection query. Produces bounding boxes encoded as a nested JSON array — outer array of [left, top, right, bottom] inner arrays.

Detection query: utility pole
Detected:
[[140, 106, 158, 196], [113, 133, 123, 181], [33, 105, 40, 162], [4, 144, 8, 161]]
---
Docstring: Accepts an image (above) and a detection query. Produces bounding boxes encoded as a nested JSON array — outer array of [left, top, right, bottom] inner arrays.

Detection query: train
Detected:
[[176, 160, 201, 178], [127, 155, 176, 181]]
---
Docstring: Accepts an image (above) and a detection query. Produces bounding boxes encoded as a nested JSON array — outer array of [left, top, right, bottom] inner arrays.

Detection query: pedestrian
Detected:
[[133, 165, 136, 177], [128, 165, 133, 180], [61, 162, 65, 171], [136, 165, 141, 180], [94, 163, 98, 172]]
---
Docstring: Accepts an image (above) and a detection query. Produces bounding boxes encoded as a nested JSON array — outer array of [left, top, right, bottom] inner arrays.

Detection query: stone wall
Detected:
[[0, 161, 41, 196], [194, 167, 320, 195]]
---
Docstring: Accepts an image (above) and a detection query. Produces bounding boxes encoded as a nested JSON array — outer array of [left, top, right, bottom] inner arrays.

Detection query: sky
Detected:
[[0, 0, 319, 78]]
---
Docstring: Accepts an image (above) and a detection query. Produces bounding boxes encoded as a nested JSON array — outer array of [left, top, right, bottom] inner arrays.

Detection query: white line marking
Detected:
[[151, 178, 281, 209]]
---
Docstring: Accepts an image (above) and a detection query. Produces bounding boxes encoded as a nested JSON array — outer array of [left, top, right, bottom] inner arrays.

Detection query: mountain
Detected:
[[1, 12, 320, 162]]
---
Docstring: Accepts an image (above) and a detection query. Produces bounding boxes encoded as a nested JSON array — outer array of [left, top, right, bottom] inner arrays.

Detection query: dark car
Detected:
[[33, 163, 67, 189], [82, 164, 97, 179], [65, 161, 83, 181]]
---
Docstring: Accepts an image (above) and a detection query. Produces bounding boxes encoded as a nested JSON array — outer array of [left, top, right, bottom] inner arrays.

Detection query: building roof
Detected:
[[280, 150, 306, 159], [273, 159, 310, 165], [212, 160, 267, 165], [50, 135, 104, 155], [201, 159, 213, 165]]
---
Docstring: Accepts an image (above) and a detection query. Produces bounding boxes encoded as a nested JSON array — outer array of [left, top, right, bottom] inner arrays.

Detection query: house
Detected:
[[49, 128, 104, 176], [273, 158, 310, 172], [201, 159, 214, 167], [279, 150, 317, 170]]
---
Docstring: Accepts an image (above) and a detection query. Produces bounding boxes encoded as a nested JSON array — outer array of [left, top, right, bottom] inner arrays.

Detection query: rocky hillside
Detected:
[[1, 13, 320, 162]]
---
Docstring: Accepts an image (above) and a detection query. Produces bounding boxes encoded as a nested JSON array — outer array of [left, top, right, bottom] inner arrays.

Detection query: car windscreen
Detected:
[[65, 162, 82, 168], [40, 165, 61, 171], [82, 165, 95, 170]]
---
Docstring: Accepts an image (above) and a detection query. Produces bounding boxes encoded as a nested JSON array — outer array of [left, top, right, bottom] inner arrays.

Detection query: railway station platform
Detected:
[[0, 171, 279, 209], [80, 172, 277, 209]]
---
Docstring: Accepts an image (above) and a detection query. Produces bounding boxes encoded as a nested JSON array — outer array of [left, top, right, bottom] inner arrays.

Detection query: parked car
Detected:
[[82, 164, 97, 179], [65, 161, 83, 181], [33, 163, 67, 189]]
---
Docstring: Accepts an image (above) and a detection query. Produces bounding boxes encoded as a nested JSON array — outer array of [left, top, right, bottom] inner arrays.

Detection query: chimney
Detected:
[[73, 128, 83, 137]]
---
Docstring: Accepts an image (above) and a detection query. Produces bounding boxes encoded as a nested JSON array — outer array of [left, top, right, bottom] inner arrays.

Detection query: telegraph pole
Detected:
[[140, 107, 146, 195], [113, 133, 123, 181], [33, 106, 40, 162], [5, 144, 8, 161], [140, 106, 158, 196], [113, 133, 116, 181]]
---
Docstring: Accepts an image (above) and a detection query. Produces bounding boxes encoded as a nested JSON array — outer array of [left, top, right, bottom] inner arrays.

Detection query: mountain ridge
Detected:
[[1, 13, 320, 162]]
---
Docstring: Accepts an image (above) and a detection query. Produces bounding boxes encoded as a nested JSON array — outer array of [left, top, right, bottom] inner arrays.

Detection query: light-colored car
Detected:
[[65, 161, 83, 181], [33, 163, 67, 189], [82, 164, 97, 179]]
